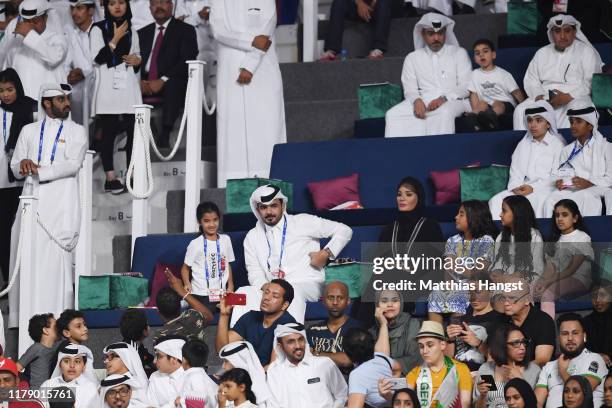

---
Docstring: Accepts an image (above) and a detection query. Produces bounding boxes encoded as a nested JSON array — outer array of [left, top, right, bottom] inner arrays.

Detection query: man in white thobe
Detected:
[[513, 15, 603, 131], [489, 100, 566, 219], [64, 0, 94, 126], [99, 374, 143, 408], [267, 323, 348, 408], [0, 0, 68, 100], [543, 99, 612, 217], [147, 337, 186, 408], [231, 185, 353, 325], [9, 83, 86, 334], [385, 13, 471, 138], [210, 0, 286, 187]]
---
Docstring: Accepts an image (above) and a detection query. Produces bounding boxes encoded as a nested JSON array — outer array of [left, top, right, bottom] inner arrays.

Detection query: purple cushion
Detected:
[[307, 173, 362, 210], [430, 162, 480, 205], [146, 263, 181, 307]]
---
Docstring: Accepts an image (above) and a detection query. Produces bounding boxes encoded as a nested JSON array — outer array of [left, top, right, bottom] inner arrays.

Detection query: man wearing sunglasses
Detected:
[[535, 313, 607, 408], [502, 277, 555, 367]]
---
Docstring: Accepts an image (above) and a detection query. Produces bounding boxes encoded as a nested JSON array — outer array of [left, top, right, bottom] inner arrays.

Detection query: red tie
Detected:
[[148, 26, 164, 80]]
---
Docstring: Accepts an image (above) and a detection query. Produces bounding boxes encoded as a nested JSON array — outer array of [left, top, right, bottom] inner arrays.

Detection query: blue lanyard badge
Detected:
[[559, 139, 589, 169], [2, 110, 6, 145], [37, 119, 64, 165], [203, 236, 223, 288], [265, 215, 287, 272]]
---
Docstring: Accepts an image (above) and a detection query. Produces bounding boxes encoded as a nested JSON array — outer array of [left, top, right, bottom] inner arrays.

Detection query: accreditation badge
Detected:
[[272, 269, 286, 280], [208, 288, 223, 302]]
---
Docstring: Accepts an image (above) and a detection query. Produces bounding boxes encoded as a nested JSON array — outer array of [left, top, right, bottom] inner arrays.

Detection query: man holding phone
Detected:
[[215, 279, 297, 367]]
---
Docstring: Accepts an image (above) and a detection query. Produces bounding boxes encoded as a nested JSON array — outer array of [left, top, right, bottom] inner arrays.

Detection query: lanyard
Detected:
[[559, 138, 590, 169], [203, 235, 223, 288], [265, 215, 287, 272], [38, 119, 64, 165], [2, 110, 6, 145]]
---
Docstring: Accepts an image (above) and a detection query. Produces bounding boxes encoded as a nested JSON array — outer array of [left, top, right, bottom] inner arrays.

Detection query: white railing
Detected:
[[128, 60, 215, 253], [302, 0, 319, 62]]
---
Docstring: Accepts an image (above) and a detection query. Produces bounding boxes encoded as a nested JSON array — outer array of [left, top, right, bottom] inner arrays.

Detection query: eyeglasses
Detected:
[[499, 292, 529, 305], [506, 338, 531, 348], [106, 387, 130, 398], [104, 353, 119, 362]]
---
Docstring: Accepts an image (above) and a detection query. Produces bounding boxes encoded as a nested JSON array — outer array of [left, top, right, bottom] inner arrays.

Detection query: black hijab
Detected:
[[93, 0, 133, 68], [0, 68, 36, 151], [379, 176, 443, 244], [0, 69, 36, 182], [583, 285, 612, 359], [504, 378, 537, 408]]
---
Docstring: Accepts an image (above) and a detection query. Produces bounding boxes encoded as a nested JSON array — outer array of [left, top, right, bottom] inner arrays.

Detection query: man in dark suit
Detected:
[[138, 0, 197, 147]]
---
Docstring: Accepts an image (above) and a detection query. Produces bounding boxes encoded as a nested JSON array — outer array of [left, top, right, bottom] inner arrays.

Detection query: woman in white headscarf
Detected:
[[41, 344, 99, 408], [219, 341, 277, 408], [489, 100, 567, 219]]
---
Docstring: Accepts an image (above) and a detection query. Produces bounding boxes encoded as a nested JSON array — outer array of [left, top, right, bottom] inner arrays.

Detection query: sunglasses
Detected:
[[506, 338, 531, 348]]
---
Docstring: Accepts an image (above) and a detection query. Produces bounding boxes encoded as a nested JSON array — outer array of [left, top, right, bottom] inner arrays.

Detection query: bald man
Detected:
[[306, 281, 363, 372]]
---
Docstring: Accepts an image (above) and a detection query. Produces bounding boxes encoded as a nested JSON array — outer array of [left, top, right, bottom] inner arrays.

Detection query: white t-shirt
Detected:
[[552, 229, 594, 286], [184, 234, 235, 296], [536, 348, 607, 408], [468, 66, 519, 106]]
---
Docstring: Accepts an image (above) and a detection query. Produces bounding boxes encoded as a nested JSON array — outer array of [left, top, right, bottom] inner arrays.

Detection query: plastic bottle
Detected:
[[340, 49, 348, 61]]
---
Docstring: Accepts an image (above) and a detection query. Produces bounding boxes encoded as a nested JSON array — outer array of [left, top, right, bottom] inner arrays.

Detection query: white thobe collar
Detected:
[[78, 21, 93, 34], [575, 134, 594, 149], [285, 354, 313, 368], [424, 44, 447, 58], [168, 366, 184, 380], [529, 132, 553, 145], [264, 216, 286, 233], [43, 114, 64, 125], [553, 41, 576, 56]]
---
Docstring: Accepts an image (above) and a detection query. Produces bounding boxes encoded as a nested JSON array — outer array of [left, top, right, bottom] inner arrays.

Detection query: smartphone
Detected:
[[386, 377, 408, 390], [480, 375, 498, 391], [225, 293, 246, 306]]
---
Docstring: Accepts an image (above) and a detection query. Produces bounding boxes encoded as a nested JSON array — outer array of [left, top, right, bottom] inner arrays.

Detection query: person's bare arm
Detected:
[[373, 306, 390, 356], [511, 89, 526, 104], [460, 389, 472, 408], [317, 351, 353, 369], [534, 345, 555, 367], [180, 264, 192, 292], [347, 393, 366, 408], [535, 386, 548, 408], [215, 297, 242, 352], [165, 269, 213, 322]]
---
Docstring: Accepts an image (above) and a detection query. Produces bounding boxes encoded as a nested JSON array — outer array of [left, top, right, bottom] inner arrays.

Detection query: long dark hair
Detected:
[[461, 200, 498, 239], [392, 388, 421, 408], [563, 375, 594, 408], [220, 368, 256, 405], [196, 201, 221, 236], [495, 195, 539, 280], [93, 0, 133, 68], [548, 199, 589, 243], [0, 68, 36, 152], [487, 324, 531, 367]]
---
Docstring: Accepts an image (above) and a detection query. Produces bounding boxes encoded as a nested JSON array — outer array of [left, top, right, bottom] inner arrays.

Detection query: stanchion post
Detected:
[[17, 179, 38, 356], [74, 150, 94, 310], [184, 60, 205, 233], [303, 0, 318, 62], [131, 105, 153, 257]]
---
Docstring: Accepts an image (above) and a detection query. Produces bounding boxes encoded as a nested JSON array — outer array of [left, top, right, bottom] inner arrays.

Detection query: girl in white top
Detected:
[[491, 195, 545, 282], [535, 199, 593, 319], [218, 368, 258, 408], [182, 201, 235, 306], [489, 100, 566, 219], [90, 0, 142, 193]]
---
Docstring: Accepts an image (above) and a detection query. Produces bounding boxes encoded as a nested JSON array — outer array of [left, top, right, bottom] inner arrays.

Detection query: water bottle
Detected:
[[340, 49, 348, 61]]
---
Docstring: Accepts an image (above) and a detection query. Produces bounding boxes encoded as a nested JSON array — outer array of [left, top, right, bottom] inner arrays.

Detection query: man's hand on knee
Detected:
[[427, 96, 446, 112], [413, 98, 426, 119]]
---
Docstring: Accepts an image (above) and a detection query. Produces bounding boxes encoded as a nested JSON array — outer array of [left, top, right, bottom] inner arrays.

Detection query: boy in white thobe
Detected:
[[384, 13, 471, 138], [513, 15, 602, 130], [543, 100, 612, 217], [267, 323, 348, 408], [65, 0, 95, 126], [147, 337, 186, 408], [232, 185, 352, 325], [210, 0, 286, 187], [0, 0, 68, 100], [8, 84, 86, 342], [489, 100, 566, 219]]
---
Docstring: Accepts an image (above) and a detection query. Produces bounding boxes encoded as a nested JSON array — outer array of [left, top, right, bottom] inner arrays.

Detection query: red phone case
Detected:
[[226, 293, 247, 306]]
